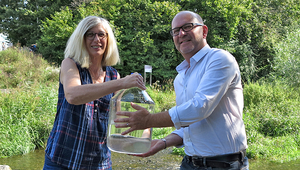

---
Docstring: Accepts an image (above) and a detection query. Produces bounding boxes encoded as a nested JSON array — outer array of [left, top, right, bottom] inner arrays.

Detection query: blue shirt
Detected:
[[45, 62, 118, 170], [169, 45, 248, 157]]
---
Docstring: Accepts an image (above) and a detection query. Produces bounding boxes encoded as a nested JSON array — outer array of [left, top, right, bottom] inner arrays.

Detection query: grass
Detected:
[[0, 47, 58, 158], [243, 80, 300, 162], [0, 85, 57, 157], [1, 47, 300, 163]]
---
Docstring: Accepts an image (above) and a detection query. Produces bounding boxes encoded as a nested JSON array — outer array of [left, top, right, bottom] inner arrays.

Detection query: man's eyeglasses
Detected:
[[170, 23, 203, 36], [85, 32, 108, 40]]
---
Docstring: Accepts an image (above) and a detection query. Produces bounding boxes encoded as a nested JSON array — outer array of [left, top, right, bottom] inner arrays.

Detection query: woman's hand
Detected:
[[121, 72, 146, 90]]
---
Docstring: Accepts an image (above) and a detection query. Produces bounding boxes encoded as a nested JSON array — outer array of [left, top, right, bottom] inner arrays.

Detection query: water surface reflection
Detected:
[[0, 149, 300, 169]]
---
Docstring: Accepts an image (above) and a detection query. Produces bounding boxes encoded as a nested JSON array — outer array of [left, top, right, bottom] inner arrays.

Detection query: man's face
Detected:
[[172, 12, 206, 59]]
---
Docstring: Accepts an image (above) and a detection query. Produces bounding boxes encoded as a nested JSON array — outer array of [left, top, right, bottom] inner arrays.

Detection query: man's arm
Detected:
[[114, 102, 174, 135]]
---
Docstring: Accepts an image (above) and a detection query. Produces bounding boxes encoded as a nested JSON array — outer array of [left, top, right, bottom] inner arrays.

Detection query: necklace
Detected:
[[89, 67, 104, 83]]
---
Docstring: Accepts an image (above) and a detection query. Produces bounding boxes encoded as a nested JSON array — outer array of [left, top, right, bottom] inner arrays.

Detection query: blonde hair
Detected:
[[64, 16, 120, 68]]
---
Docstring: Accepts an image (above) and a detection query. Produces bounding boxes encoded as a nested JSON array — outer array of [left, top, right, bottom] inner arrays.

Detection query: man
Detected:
[[115, 11, 249, 170], [2, 42, 5, 51]]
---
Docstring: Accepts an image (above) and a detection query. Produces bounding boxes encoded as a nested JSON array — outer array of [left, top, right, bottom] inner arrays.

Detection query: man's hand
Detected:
[[129, 134, 183, 157], [129, 139, 164, 157], [114, 102, 151, 135]]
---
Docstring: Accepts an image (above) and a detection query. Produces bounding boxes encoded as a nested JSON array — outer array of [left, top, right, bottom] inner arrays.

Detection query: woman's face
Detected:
[[85, 24, 108, 60]]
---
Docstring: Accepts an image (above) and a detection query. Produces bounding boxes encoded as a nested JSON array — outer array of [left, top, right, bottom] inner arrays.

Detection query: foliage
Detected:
[[269, 29, 300, 87], [0, 84, 57, 158], [0, 0, 72, 47], [243, 80, 300, 161], [152, 127, 175, 140], [107, 0, 181, 81], [38, 0, 181, 81], [176, 0, 300, 82], [239, 0, 300, 81], [1, 0, 300, 83], [37, 7, 77, 65], [146, 80, 176, 113], [0, 48, 58, 157], [176, 0, 252, 47], [2, 0, 295, 83]]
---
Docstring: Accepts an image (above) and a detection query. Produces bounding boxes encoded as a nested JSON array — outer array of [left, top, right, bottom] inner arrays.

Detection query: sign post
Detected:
[[144, 65, 152, 85]]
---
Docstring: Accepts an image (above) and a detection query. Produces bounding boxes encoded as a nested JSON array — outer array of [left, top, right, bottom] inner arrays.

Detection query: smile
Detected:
[[180, 40, 190, 44], [92, 45, 102, 48]]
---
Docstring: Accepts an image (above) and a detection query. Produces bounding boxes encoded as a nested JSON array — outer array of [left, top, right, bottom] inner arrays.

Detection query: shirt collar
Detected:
[[176, 44, 211, 73]]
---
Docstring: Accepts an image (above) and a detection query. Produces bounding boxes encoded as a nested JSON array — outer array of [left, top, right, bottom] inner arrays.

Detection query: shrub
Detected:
[[270, 29, 300, 87], [243, 81, 300, 161]]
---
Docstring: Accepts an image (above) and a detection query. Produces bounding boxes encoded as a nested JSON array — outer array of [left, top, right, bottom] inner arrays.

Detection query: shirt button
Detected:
[[95, 109, 97, 113], [95, 103, 98, 107]]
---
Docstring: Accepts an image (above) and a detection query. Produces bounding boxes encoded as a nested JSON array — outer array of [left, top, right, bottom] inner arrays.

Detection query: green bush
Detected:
[[270, 29, 300, 87], [243, 81, 300, 161]]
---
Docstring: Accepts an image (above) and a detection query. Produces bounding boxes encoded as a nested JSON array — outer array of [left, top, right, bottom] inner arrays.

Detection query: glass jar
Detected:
[[107, 87, 155, 154]]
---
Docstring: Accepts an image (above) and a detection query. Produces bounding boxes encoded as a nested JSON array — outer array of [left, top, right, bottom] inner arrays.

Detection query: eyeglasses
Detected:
[[85, 32, 108, 40], [170, 23, 203, 36]]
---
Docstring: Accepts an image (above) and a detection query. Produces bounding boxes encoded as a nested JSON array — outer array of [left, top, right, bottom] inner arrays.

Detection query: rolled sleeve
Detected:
[[169, 106, 182, 129]]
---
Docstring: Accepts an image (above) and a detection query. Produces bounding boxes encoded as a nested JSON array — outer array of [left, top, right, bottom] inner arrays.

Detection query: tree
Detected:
[[104, 0, 181, 81], [37, 0, 300, 83], [39, 0, 181, 82], [271, 29, 300, 87], [0, 0, 72, 47]]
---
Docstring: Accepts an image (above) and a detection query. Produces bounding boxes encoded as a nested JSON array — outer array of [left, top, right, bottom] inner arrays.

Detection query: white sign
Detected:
[[144, 65, 152, 73]]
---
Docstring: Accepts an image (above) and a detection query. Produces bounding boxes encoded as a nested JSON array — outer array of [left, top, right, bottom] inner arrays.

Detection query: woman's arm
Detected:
[[60, 58, 145, 105]]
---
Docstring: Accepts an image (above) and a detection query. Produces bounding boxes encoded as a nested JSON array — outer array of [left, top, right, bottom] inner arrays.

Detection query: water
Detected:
[[107, 134, 151, 154], [1, 149, 300, 170], [107, 101, 153, 154], [108, 88, 155, 154]]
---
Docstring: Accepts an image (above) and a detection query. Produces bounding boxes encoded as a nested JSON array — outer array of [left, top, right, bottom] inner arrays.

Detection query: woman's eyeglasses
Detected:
[[85, 32, 108, 40]]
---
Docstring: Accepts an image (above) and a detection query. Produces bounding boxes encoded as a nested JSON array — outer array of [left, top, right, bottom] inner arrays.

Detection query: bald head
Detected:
[[172, 11, 204, 27]]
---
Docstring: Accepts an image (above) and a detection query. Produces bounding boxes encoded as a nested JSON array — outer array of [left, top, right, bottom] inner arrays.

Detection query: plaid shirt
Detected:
[[45, 62, 118, 170]]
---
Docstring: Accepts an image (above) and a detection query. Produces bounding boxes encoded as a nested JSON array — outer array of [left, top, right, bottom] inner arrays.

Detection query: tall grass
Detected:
[[243, 80, 300, 162], [0, 85, 57, 157], [0, 47, 58, 158], [0, 47, 59, 89]]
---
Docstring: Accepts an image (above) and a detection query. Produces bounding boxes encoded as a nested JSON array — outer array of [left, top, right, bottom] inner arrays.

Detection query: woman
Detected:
[[43, 16, 146, 170]]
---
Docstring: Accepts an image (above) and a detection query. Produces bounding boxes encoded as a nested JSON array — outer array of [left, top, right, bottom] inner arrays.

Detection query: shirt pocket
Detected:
[[95, 97, 110, 120]]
